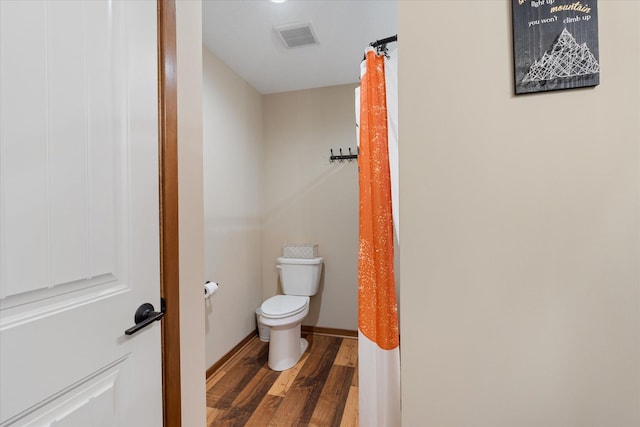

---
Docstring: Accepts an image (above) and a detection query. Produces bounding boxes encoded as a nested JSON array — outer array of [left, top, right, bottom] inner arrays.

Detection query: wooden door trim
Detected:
[[157, 1, 181, 425]]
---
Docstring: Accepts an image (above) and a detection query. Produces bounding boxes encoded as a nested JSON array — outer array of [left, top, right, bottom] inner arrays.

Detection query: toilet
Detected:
[[259, 256, 323, 371]]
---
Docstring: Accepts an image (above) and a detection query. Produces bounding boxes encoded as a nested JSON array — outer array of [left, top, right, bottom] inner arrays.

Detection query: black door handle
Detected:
[[125, 299, 165, 336]]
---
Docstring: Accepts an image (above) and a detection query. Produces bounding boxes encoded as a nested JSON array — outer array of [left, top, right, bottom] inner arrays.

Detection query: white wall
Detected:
[[202, 47, 264, 367], [399, 1, 640, 426], [262, 85, 360, 330], [176, 1, 205, 426]]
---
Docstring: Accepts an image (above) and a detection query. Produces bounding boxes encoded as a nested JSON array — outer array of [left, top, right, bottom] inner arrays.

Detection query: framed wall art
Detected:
[[512, 0, 600, 94]]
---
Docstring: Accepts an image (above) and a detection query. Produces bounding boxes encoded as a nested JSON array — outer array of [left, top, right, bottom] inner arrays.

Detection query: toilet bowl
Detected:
[[260, 256, 323, 371], [260, 295, 310, 371]]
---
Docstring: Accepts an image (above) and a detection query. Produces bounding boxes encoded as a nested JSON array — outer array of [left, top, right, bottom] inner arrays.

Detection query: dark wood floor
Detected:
[[206, 333, 358, 426]]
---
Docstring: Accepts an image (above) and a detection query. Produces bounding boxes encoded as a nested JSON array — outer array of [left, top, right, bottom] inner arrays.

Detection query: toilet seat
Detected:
[[261, 295, 308, 319]]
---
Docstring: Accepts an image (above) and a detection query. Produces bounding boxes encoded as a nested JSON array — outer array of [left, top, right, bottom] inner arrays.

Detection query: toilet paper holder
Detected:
[[204, 281, 219, 299]]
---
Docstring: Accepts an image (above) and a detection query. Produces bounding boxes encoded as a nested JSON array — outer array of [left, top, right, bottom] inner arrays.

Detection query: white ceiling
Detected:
[[202, 0, 397, 94]]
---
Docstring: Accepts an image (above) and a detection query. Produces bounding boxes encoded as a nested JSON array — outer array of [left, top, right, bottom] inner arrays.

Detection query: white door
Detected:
[[0, 1, 163, 426]]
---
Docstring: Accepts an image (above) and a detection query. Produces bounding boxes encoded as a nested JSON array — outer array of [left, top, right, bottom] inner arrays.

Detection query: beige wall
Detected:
[[202, 47, 264, 367], [176, 1, 205, 426], [399, 1, 640, 426], [203, 52, 359, 364], [262, 85, 359, 330]]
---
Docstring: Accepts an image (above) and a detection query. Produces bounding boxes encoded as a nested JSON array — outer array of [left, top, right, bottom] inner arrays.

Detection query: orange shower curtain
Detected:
[[358, 49, 401, 426]]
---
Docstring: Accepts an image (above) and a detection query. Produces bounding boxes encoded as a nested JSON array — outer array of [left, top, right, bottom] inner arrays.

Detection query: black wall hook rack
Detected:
[[330, 147, 359, 163]]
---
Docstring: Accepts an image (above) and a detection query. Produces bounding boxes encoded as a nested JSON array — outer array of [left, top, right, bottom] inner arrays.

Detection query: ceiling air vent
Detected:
[[274, 22, 319, 49]]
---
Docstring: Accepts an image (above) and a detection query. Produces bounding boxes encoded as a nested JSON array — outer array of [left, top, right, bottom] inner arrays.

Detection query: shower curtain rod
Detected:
[[363, 35, 397, 60], [369, 35, 397, 48]]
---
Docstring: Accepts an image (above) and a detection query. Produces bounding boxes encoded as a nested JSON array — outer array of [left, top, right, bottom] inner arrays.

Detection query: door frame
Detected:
[[157, 0, 182, 425]]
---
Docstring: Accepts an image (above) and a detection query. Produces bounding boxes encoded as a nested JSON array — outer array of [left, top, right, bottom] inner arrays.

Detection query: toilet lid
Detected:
[[261, 295, 308, 319]]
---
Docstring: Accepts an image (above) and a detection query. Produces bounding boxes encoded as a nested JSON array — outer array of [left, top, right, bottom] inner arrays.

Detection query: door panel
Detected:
[[0, 1, 162, 425]]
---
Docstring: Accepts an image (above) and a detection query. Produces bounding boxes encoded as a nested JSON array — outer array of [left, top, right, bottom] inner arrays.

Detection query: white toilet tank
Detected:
[[277, 257, 323, 296]]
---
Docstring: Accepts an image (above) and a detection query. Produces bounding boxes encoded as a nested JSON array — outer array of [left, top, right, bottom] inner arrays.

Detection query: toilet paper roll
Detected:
[[204, 281, 219, 299]]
